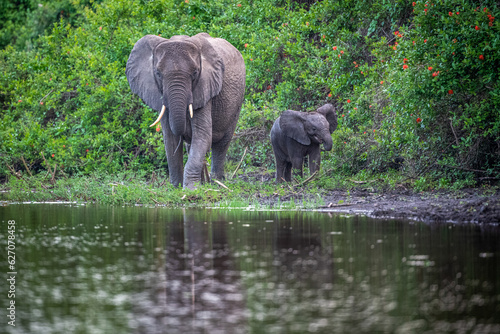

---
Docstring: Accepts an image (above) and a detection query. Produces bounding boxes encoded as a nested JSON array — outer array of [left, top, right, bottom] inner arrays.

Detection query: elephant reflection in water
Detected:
[[132, 211, 335, 334], [162, 210, 248, 334]]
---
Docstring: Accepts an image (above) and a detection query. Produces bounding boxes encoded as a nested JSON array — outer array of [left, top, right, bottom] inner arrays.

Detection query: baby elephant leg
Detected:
[[308, 146, 321, 174], [291, 157, 304, 179], [275, 158, 287, 183]]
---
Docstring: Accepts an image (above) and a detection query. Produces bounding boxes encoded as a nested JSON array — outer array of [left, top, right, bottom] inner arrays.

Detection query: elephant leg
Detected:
[[308, 146, 321, 175], [161, 116, 184, 187], [184, 104, 212, 189], [284, 162, 293, 182], [211, 132, 233, 181], [291, 157, 304, 180], [275, 157, 287, 183]]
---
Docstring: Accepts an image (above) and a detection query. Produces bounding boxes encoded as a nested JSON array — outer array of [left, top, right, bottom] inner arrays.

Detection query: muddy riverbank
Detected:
[[257, 187, 500, 224]]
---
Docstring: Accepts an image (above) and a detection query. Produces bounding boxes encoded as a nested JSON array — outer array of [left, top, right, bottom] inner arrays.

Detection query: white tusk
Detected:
[[150, 105, 166, 127], [189, 104, 193, 118]]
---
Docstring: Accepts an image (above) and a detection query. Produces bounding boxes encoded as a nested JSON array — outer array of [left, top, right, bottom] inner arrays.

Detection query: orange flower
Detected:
[[244, 43, 248, 48], [328, 93, 332, 97], [52, 154, 55, 158], [333, 46, 337, 50], [479, 54, 484, 60], [403, 64, 408, 69], [448, 89, 453, 95], [416, 117, 422, 123], [380, 81, 384, 84], [347, 99, 351, 103], [428, 66, 433, 71]]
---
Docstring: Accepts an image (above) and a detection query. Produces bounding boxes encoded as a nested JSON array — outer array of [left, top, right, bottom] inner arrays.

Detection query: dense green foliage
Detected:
[[1, 0, 499, 190]]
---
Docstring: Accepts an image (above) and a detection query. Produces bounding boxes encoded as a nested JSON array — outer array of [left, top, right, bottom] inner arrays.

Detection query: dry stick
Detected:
[[299, 170, 318, 186], [319, 202, 355, 208], [203, 161, 210, 183], [50, 164, 57, 184], [40, 152, 53, 176], [439, 163, 489, 173], [348, 179, 377, 184], [201, 165, 206, 184], [231, 146, 248, 179], [21, 156, 33, 177], [39, 89, 54, 104], [213, 179, 232, 192], [150, 171, 157, 185], [6, 164, 22, 180], [146, 190, 161, 205]]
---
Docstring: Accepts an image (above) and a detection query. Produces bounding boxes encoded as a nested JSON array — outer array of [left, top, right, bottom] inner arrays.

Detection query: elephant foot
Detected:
[[183, 179, 201, 190]]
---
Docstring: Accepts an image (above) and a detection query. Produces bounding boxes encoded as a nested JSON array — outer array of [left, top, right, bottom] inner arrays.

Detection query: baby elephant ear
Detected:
[[126, 35, 166, 112], [316, 103, 338, 134], [279, 110, 311, 146]]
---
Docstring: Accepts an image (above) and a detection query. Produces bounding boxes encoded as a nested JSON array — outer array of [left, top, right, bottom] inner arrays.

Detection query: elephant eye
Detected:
[[312, 127, 317, 131]]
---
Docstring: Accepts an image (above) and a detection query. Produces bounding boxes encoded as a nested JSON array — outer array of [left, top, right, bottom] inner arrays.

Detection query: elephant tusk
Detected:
[[189, 104, 193, 118], [150, 105, 166, 127]]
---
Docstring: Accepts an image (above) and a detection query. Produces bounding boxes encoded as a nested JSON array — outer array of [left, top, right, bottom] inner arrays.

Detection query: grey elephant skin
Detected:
[[270, 104, 338, 182], [126, 33, 245, 189]]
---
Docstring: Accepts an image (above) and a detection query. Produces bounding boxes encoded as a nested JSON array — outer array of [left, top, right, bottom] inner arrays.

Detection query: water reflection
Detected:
[[0, 205, 499, 334]]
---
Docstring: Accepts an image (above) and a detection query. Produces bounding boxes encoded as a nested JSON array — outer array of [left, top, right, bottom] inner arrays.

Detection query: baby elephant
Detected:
[[271, 104, 338, 182]]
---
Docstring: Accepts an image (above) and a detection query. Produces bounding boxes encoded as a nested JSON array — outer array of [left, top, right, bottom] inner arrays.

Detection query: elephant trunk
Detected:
[[165, 78, 192, 136], [322, 132, 333, 151]]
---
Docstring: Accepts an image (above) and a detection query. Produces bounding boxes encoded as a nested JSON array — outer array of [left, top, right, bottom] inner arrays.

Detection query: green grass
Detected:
[[2, 167, 493, 207]]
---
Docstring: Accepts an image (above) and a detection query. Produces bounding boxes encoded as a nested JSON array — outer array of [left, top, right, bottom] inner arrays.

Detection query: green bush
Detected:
[[1, 0, 498, 187]]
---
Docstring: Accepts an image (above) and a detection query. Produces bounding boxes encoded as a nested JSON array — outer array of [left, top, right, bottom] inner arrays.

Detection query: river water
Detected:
[[1, 204, 499, 333]]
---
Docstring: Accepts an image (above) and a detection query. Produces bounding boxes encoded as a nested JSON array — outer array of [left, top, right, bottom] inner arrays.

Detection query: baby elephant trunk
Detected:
[[322, 133, 333, 151]]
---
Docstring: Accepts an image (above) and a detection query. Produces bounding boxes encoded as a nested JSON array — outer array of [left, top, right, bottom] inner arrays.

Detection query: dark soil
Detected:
[[316, 188, 500, 224], [247, 172, 500, 224]]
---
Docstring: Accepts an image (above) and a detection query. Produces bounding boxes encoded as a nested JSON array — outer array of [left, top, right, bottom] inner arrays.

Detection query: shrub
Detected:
[[1, 0, 498, 185]]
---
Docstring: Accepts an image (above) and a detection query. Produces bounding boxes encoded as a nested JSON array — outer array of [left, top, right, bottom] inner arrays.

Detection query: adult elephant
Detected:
[[126, 33, 245, 189], [271, 104, 338, 182]]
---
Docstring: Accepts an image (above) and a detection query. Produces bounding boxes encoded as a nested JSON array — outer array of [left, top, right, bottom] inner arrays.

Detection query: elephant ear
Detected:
[[279, 110, 311, 146], [126, 35, 166, 112], [189, 33, 225, 110], [316, 103, 338, 134]]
